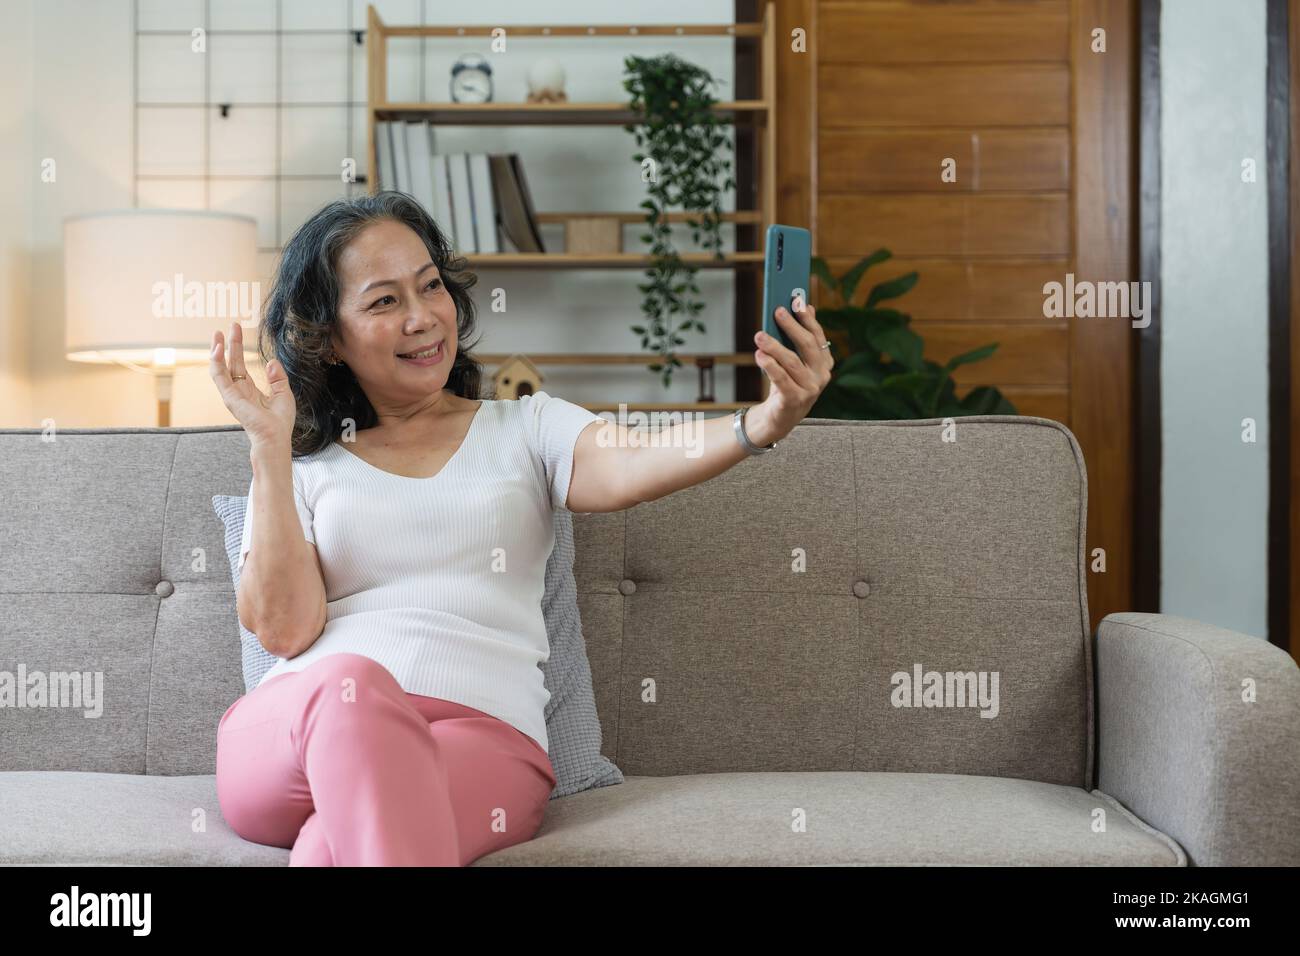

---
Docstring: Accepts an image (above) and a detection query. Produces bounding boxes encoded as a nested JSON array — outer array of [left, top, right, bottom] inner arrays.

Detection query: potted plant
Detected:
[[809, 251, 1017, 419], [623, 53, 735, 387]]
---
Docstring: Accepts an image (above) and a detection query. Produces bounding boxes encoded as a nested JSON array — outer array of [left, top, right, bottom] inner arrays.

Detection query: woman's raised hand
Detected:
[[744, 297, 834, 446], [209, 322, 296, 453]]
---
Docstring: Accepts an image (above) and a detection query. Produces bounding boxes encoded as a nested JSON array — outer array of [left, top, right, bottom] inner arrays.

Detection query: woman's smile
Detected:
[[397, 341, 445, 366]]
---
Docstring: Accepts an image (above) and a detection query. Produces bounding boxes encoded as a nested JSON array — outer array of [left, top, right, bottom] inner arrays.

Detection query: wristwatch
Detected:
[[733, 406, 777, 455]]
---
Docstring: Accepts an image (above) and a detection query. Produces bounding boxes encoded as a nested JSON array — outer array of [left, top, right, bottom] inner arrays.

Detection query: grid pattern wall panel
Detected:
[[133, 0, 434, 254]]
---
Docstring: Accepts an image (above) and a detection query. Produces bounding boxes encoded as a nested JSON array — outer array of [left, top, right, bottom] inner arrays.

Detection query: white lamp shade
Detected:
[[64, 210, 260, 366]]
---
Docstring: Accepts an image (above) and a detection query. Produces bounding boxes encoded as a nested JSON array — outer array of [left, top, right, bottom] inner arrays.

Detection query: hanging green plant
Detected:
[[623, 53, 735, 387]]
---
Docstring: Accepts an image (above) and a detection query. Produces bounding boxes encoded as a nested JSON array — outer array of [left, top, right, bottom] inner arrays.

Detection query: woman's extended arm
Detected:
[[565, 300, 832, 513]]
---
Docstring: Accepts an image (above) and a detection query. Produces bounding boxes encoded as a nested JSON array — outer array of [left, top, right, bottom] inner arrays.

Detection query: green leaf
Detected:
[[941, 342, 999, 376], [836, 350, 883, 381], [840, 249, 893, 304], [958, 386, 1006, 414], [864, 271, 919, 310], [809, 389, 852, 419], [850, 386, 919, 420], [810, 257, 839, 299], [835, 372, 880, 392], [864, 323, 923, 371], [812, 307, 856, 332], [880, 371, 931, 392]]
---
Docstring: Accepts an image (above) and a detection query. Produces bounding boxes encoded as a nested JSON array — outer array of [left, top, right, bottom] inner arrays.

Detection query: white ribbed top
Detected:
[[237, 390, 605, 753]]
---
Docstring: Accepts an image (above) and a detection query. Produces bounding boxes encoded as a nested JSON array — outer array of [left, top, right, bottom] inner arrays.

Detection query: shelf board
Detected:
[[477, 353, 757, 366], [374, 100, 769, 125], [534, 211, 763, 224], [460, 252, 762, 268], [383, 24, 764, 39]]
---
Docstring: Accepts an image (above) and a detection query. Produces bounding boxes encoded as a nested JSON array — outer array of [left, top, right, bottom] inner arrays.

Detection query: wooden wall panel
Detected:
[[821, 129, 1071, 193], [818, 195, 1070, 256], [774, 0, 1138, 628], [819, 257, 1069, 321], [912, 323, 1070, 386], [821, 64, 1070, 126], [1000, 387, 1071, 422], [1072, 0, 1136, 634], [819, 0, 1070, 63]]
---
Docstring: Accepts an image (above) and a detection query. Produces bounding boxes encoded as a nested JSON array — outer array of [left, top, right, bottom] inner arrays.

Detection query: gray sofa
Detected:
[[2, 415, 1297, 866]]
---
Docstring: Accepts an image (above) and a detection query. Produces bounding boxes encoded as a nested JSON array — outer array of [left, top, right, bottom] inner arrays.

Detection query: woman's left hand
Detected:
[[743, 297, 834, 447]]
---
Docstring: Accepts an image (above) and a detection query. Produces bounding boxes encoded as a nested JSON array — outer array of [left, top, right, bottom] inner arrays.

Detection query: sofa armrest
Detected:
[[1095, 612, 1300, 865]]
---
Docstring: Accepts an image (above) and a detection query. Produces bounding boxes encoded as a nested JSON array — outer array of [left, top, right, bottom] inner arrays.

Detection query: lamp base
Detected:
[[155, 369, 174, 427]]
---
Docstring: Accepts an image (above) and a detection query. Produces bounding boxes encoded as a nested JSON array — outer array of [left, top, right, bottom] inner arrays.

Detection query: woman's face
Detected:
[[330, 218, 460, 415]]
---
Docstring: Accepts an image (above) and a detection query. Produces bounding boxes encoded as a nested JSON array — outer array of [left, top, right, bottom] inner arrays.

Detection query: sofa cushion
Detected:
[[0, 770, 1184, 866], [0, 771, 288, 865], [475, 773, 1186, 866], [212, 493, 623, 800], [583, 416, 1094, 790]]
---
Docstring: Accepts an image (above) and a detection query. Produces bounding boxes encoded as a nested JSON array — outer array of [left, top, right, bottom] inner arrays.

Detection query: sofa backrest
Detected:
[[0, 416, 1092, 788]]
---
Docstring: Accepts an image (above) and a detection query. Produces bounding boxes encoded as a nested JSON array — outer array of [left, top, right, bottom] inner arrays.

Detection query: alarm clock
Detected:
[[450, 53, 493, 103]]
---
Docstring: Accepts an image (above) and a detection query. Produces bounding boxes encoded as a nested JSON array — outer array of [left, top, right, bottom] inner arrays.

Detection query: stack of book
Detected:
[[375, 119, 546, 255]]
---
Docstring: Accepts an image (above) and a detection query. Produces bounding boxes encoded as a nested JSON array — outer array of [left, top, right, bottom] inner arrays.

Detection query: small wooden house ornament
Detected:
[[493, 354, 543, 399]]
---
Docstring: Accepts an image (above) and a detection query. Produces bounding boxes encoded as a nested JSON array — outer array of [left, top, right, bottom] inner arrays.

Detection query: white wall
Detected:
[[0, 0, 35, 427], [24, 0, 739, 429], [31, 0, 139, 427], [1160, 0, 1270, 637]]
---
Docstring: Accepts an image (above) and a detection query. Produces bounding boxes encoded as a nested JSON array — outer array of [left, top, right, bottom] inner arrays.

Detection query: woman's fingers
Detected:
[[781, 301, 833, 392], [228, 322, 249, 382], [759, 310, 816, 389], [209, 331, 232, 389], [755, 348, 792, 388], [796, 302, 833, 373], [209, 329, 259, 412], [775, 303, 820, 357]]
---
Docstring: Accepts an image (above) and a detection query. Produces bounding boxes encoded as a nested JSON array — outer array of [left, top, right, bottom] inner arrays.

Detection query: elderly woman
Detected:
[[210, 191, 831, 866]]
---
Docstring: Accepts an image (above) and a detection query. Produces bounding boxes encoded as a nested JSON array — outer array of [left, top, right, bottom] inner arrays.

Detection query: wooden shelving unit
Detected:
[[364, 4, 777, 407], [374, 101, 769, 125]]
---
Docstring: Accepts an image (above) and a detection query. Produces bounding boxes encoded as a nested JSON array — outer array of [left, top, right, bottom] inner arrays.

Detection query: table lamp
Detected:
[[64, 210, 260, 427]]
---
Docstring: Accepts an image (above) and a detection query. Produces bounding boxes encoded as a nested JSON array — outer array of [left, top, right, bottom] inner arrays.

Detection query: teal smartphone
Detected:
[[760, 224, 811, 352]]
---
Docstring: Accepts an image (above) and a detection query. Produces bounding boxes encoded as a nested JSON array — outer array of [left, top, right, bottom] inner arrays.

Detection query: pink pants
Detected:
[[216, 652, 556, 866]]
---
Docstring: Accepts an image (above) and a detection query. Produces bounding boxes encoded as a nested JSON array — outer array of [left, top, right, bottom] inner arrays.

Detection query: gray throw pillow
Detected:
[[212, 494, 623, 799]]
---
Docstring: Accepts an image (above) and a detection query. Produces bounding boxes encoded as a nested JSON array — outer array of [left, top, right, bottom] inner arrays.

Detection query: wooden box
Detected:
[[564, 217, 622, 254]]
